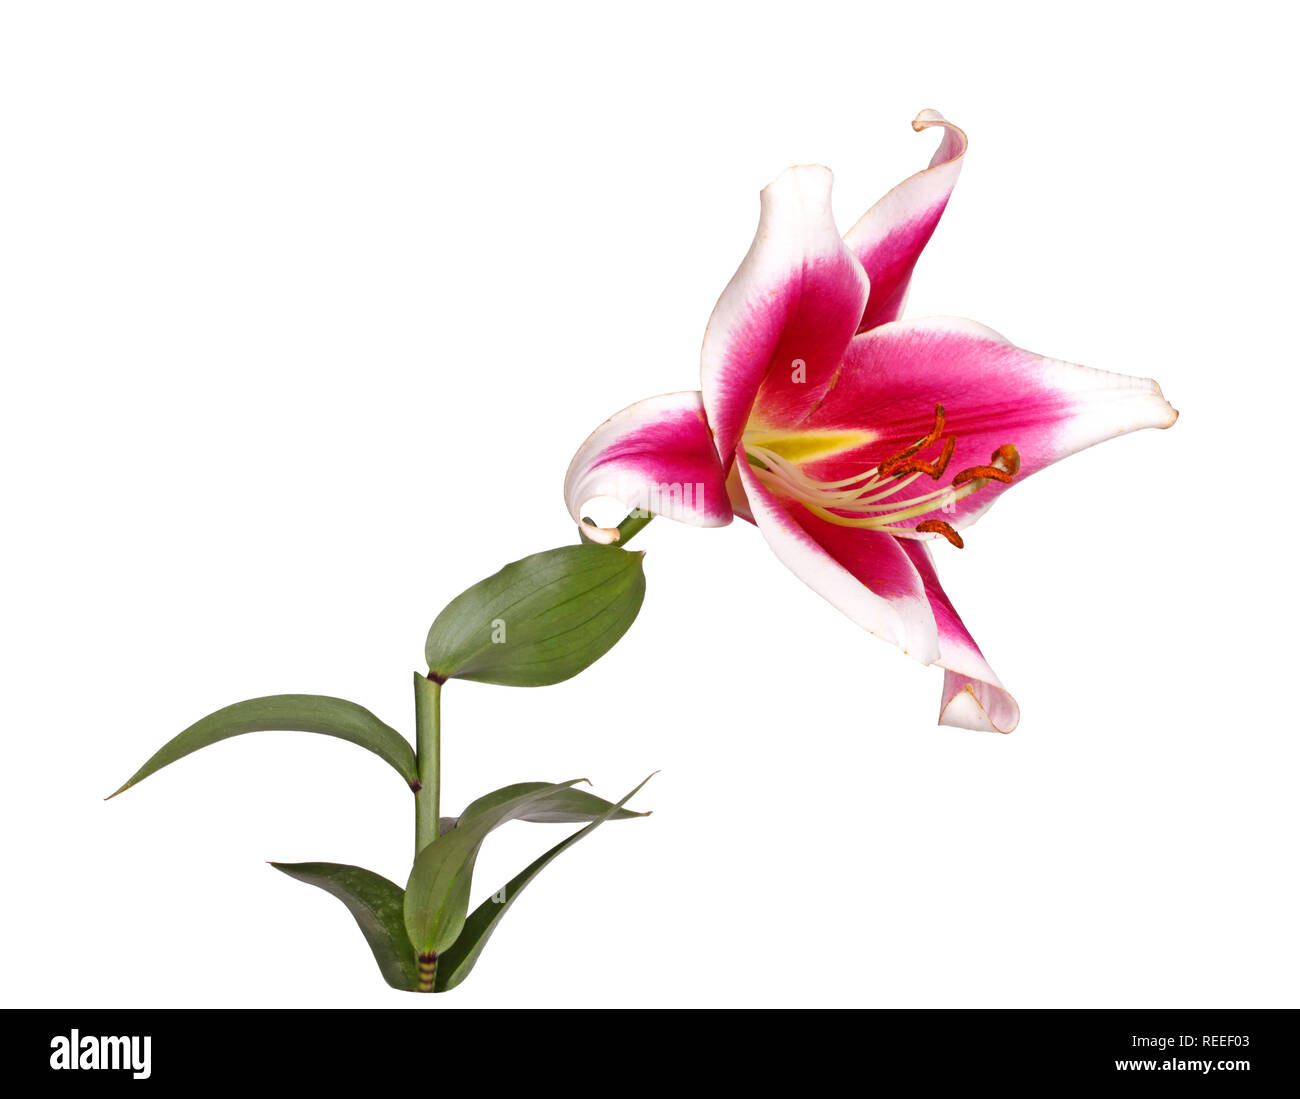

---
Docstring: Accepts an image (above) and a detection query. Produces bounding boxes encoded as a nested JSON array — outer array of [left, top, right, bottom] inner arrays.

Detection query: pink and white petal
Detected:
[[700, 165, 869, 469], [564, 392, 732, 542], [843, 110, 967, 333], [797, 316, 1178, 532], [724, 462, 755, 525], [899, 540, 1020, 733], [736, 453, 939, 663]]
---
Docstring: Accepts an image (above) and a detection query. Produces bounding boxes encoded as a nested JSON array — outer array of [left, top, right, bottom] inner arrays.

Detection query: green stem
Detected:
[[615, 512, 653, 545], [413, 672, 442, 856], [580, 511, 654, 547]]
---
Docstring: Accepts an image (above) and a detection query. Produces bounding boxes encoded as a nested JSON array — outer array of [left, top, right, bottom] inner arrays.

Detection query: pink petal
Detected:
[[899, 540, 1020, 733], [724, 462, 755, 525], [701, 165, 869, 469], [735, 451, 939, 663], [844, 109, 967, 333], [564, 392, 732, 541], [794, 317, 1178, 533]]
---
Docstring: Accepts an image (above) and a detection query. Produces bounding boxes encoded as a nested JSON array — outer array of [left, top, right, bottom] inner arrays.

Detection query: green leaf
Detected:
[[270, 862, 419, 991], [402, 827, 485, 956], [435, 774, 655, 992], [459, 781, 648, 825], [403, 779, 588, 955], [108, 695, 416, 798], [424, 544, 646, 687]]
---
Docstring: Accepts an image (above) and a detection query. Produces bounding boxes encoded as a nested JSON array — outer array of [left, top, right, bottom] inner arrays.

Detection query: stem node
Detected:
[[417, 952, 438, 994]]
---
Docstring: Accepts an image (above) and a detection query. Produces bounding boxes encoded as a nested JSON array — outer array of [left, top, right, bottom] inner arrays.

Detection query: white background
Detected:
[[2, 1, 1296, 1008]]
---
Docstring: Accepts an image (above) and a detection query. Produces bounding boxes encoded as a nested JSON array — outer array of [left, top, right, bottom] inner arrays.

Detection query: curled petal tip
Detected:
[[846, 113, 967, 331], [565, 392, 732, 532], [579, 521, 620, 545], [939, 683, 1019, 734]]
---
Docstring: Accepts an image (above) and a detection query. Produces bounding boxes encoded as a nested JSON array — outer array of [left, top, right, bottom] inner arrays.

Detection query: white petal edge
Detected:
[[735, 454, 940, 664]]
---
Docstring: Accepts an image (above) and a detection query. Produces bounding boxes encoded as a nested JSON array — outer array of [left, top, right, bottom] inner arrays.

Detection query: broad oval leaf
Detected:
[[435, 774, 654, 991], [424, 544, 646, 687], [271, 862, 419, 991], [108, 695, 417, 798]]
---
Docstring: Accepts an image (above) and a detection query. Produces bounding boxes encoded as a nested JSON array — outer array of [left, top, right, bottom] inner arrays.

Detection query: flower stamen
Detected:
[[991, 443, 1022, 476], [951, 464, 1014, 487], [915, 519, 964, 548], [879, 404, 946, 475], [888, 435, 956, 480], [744, 412, 1021, 550]]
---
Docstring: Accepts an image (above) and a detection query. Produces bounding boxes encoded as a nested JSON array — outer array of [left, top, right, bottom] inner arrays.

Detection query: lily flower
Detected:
[[564, 111, 1176, 733]]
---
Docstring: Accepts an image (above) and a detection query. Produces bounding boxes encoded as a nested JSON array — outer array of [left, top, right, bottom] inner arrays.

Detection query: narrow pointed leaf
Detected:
[[109, 695, 416, 797], [435, 774, 655, 991], [460, 781, 648, 825], [403, 779, 586, 955], [271, 862, 419, 991], [424, 544, 646, 687]]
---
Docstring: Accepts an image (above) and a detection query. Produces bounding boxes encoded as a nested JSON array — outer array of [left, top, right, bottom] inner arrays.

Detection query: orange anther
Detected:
[[991, 443, 1021, 477], [922, 436, 957, 479], [916, 519, 964, 548], [883, 435, 956, 480], [919, 403, 946, 450], [879, 404, 946, 476], [951, 464, 1014, 488]]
